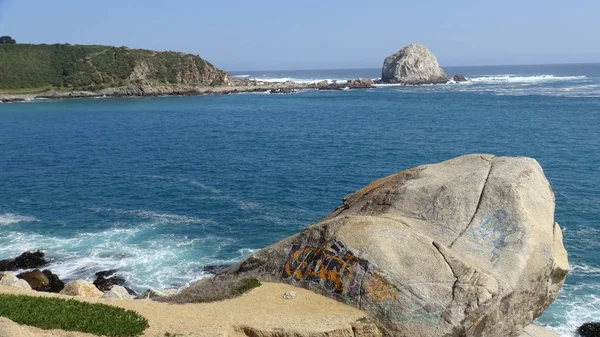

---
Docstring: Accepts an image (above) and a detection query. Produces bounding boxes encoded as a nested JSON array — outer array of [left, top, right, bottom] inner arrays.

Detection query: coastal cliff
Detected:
[[0, 44, 231, 92]]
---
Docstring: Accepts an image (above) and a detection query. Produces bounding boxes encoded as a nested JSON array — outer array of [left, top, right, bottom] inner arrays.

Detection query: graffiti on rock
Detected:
[[366, 271, 399, 302], [282, 239, 366, 296], [281, 239, 400, 303], [469, 210, 525, 264]]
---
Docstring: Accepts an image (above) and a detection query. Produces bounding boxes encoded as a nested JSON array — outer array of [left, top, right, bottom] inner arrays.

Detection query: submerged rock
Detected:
[[177, 154, 569, 337], [381, 44, 449, 84], [59, 280, 103, 297], [0, 251, 48, 271], [578, 323, 600, 337]]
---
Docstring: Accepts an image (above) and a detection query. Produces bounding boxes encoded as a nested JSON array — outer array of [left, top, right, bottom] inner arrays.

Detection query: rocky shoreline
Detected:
[[0, 77, 380, 103], [0, 76, 470, 104]]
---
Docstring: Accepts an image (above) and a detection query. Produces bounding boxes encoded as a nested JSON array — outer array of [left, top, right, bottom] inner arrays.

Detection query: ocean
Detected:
[[1, 64, 599, 336]]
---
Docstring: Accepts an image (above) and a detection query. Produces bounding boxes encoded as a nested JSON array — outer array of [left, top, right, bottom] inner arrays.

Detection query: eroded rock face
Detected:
[[381, 44, 449, 84], [181, 154, 569, 337]]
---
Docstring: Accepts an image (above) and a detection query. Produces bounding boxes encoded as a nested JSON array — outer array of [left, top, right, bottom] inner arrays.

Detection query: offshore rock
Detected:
[[0, 251, 48, 271], [177, 154, 569, 337], [381, 44, 449, 84], [453, 74, 468, 82]]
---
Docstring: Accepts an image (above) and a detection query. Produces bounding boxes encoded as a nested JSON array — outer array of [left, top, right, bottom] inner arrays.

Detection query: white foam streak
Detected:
[[0, 213, 39, 225], [470, 74, 587, 84]]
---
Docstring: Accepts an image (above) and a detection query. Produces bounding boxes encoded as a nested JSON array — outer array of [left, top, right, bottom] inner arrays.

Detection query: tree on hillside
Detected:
[[0, 36, 16, 44]]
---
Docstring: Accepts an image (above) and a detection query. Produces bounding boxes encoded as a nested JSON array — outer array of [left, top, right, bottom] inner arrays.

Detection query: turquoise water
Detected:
[[1, 65, 599, 336]]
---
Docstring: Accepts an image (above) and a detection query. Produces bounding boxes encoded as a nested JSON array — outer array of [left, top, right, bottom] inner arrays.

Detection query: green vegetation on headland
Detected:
[[0, 43, 230, 91], [0, 293, 148, 337]]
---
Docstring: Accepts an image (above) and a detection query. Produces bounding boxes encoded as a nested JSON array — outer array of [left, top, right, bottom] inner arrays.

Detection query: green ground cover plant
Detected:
[[0, 294, 149, 337]]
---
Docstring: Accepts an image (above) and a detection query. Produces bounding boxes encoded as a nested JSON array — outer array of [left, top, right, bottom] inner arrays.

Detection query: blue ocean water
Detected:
[[1, 64, 599, 336]]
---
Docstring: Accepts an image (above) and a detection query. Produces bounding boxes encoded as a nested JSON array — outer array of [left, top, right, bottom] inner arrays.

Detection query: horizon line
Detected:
[[226, 62, 600, 73]]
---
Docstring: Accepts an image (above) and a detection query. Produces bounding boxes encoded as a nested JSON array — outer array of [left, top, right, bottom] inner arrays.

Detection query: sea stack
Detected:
[[381, 44, 449, 84]]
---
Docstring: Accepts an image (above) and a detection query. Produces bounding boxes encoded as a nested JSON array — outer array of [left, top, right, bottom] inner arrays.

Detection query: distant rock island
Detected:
[[381, 44, 449, 84]]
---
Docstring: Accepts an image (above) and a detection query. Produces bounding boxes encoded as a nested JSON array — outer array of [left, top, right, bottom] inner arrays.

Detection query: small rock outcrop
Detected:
[[578, 323, 600, 337], [135, 288, 181, 300], [0, 272, 32, 290], [381, 44, 449, 84], [59, 280, 103, 297], [102, 285, 133, 300], [0, 251, 48, 271], [179, 154, 569, 337], [453, 74, 468, 82]]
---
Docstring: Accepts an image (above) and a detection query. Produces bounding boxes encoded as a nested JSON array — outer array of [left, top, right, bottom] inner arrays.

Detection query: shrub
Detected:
[[0, 294, 148, 337]]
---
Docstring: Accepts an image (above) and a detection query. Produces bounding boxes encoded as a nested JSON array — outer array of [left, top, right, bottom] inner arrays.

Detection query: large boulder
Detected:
[[381, 44, 449, 84], [175, 154, 569, 337], [59, 280, 103, 297], [0, 251, 48, 271]]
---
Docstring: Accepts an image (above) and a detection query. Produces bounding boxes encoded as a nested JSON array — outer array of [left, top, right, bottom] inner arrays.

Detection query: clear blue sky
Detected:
[[0, 0, 598, 71]]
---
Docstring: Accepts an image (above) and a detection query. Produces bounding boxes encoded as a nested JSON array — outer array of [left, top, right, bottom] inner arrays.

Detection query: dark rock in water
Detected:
[[42, 269, 65, 293], [93, 269, 126, 291], [17, 269, 49, 291], [0, 251, 48, 271], [453, 74, 467, 82], [93, 269, 137, 295], [578, 323, 600, 337], [270, 88, 295, 94], [202, 264, 231, 275]]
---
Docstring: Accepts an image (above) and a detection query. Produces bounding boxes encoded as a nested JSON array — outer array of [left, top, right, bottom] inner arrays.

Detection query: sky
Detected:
[[0, 0, 598, 71]]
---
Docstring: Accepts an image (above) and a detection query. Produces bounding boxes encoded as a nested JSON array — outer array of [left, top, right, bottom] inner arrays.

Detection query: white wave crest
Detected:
[[90, 207, 215, 225], [0, 213, 39, 225], [470, 74, 587, 84]]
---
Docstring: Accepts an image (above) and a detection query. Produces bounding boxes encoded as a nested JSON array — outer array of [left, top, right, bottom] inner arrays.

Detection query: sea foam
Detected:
[[0, 213, 39, 225]]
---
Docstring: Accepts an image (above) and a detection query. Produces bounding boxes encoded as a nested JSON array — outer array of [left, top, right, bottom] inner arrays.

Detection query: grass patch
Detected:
[[236, 278, 261, 295], [165, 276, 262, 304], [0, 294, 148, 337]]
